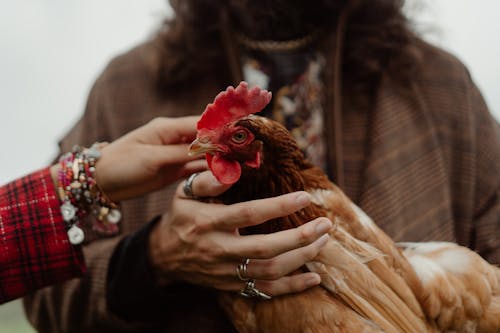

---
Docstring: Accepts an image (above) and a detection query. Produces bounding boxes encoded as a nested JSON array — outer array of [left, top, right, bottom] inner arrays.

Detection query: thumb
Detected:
[[149, 144, 203, 167]]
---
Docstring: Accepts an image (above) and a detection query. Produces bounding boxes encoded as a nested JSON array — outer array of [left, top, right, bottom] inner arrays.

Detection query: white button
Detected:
[[67, 225, 85, 245]]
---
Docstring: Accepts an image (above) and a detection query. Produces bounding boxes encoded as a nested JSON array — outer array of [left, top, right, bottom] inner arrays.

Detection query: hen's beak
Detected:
[[188, 138, 219, 156]]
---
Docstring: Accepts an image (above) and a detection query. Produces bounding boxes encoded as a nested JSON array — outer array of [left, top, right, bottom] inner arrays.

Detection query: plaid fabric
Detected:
[[0, 167, 85, 304]]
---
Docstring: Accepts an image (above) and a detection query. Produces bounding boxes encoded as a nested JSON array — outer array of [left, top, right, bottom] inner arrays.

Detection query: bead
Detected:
[[61, 202, 77, 221], [72, 162, 80, 179], [70, 181, 81, 189], [106, 209, 122, 224], [57, 143, 121, 236], [67, 225, 85, 245], [100, 206, 109, 214]]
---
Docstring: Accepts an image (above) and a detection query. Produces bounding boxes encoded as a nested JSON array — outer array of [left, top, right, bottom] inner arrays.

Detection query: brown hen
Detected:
[[189, 82, 500, 333]]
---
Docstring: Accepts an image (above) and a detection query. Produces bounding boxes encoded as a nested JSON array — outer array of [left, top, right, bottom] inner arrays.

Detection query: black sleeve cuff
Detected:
[[106, 215, 171, 322], [106, 216, 238, 331]]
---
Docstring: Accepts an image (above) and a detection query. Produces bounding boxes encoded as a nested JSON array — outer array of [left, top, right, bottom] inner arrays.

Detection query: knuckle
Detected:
[[263, 260, 283, 279], [148, 117, 165, 128], [211, 242, 229, 259], [192, 214, 213, 234], [277, 199, 291, 214], [252, 243, 271, 258], [240, 206, 257, 223], [197, 239, 228, 263], [305, 246, 320, 261], [287, 276, 306, 293], [297, 227, 314, 245], [255, 280, 274, 295]]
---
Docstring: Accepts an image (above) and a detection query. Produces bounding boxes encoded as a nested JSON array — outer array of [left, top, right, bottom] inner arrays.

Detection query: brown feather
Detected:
[[211, 115, 499, 332]]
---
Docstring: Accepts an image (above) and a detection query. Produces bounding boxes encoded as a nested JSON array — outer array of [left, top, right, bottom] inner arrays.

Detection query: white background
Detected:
[[0, 1, 499, 331]]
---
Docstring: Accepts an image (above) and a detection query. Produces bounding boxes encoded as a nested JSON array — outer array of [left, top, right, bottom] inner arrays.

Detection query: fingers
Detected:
[[181, 159, 209, 176], [231, 218, 332, 259], [204, 232, 328, 297], [176, 171, 231, 198], [149, 144, 202, 165], [148, 116, 200, 145], [176, 173, 314, 232], [243, 233, 330, 279], [126, 116, 199, 146], [214, 191, 313, 229], [255, 272, 321, 296], [218, 272, 321, 296]]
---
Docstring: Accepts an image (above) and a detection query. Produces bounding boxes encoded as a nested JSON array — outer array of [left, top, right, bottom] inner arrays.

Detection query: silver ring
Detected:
[[239, 279, 271, 300], [236, 258, 250, 281], [183, 172, 200, 198]]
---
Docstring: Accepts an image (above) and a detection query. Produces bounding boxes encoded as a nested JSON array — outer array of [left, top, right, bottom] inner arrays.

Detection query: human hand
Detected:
[[149, 171, 333, 297], [94, 117, 207, 202]]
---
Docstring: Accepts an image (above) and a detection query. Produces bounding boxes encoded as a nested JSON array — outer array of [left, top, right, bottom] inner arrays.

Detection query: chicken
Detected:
[[189, 82, 500, 333]]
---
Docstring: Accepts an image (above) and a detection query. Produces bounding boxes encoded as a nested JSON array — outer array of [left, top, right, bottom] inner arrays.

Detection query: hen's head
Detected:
[[189, 82, 271, 184], [189, 82, 326, 233], [189, 82, 272, 185]]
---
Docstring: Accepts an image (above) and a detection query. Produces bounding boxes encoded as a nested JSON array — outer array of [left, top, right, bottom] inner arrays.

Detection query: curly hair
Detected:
[[155, 0, 421, 94]]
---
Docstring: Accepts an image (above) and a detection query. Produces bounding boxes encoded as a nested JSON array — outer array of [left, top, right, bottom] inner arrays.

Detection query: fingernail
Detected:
[[295, 192, 311, 206], [316, 234, 330, 247], [315, 219, 332, 235], [306, 274, 321, 287]]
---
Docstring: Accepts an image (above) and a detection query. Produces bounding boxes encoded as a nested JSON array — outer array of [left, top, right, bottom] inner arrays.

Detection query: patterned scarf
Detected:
[[242, 51, 327, 171]]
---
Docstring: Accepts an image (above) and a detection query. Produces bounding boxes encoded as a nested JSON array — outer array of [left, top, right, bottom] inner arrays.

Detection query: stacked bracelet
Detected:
[[57, 143, 121, 245]]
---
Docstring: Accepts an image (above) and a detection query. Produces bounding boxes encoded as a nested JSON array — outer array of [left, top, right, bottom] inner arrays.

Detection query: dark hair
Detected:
[[155, 0, 421, 94]]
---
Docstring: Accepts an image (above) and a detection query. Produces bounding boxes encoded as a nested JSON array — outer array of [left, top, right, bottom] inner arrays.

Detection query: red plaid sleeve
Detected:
[[0, 167, 85, 304]]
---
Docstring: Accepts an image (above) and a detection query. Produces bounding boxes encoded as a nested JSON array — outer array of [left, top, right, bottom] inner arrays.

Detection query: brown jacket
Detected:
[[24, 38, 500, 332]]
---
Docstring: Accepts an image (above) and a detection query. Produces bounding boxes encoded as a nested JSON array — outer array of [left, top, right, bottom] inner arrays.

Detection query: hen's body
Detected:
[[214, 115, 500, 333]]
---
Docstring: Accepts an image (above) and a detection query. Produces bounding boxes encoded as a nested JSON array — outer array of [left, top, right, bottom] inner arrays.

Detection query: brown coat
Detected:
[[24, 38, 500, 332]]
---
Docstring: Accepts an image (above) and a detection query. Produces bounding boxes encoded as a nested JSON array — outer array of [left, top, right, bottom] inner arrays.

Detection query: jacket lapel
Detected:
[[357, 77, 455, 242]]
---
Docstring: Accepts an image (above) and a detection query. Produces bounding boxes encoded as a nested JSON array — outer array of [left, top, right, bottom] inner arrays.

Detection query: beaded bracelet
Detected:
[[57, 143, 121, 245]]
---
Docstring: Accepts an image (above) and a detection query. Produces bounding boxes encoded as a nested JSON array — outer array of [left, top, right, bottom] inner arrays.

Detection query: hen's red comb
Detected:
[[197, 82, 272, 133]]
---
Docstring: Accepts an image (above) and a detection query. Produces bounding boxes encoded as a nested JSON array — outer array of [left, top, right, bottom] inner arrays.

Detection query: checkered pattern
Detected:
[[0, 167, 85, 304]]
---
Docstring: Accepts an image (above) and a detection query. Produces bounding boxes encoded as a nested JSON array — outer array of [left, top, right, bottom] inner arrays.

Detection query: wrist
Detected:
[[147, 216, 174, 287], [54, 144, 121, 244]]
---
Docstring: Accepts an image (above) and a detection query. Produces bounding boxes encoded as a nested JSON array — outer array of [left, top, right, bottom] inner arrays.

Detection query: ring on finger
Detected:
[[239, 279, 271, 300], [183, 172, 200, 198], [236, 258, 250, 281]]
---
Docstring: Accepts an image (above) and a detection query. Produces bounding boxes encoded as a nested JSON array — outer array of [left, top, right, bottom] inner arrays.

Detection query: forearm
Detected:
[[0, 167, 85, 304]]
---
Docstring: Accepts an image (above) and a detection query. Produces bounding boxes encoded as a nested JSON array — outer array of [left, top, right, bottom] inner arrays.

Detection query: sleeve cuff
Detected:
[[106, 215, 196, 322], [105, 216, 237, 330], [0, 167, 85, 303]]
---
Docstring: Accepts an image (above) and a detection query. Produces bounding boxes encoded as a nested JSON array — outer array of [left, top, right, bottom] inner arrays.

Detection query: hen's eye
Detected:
[[231, 130, 247, 143]]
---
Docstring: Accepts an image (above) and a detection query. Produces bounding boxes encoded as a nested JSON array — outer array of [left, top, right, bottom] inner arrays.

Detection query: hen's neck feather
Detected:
[[217, 116, 334, 234]]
